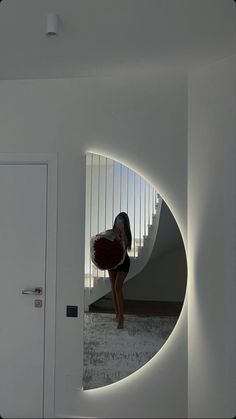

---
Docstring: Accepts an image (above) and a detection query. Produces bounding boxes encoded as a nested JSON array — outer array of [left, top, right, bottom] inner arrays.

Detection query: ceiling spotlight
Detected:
[[46, 13, 59, 37]]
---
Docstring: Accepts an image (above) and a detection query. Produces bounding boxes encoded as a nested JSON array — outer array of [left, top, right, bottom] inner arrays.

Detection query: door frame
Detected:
[[0, 153, 57, 418]]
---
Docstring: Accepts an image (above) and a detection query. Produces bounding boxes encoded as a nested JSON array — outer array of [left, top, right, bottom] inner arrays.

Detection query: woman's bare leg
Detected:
[[108, 270, 119, 319], [115, 271, 127, 328]]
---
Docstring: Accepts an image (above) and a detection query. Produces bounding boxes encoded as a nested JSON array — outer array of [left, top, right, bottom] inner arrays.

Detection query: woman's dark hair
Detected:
[[113, 212, 132, 250]]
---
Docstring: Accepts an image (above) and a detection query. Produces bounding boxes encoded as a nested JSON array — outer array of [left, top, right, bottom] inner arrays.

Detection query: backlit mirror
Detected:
[[83, 153, 187, 389]]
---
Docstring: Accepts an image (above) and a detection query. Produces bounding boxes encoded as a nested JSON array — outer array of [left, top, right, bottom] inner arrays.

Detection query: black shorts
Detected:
[[109, 253, 130, 273]]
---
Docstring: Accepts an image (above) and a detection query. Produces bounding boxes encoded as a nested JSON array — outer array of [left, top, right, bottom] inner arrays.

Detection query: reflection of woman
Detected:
[[108, 212, 132, 329]]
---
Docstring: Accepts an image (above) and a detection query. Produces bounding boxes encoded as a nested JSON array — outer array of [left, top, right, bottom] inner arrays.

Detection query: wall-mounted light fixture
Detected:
[[46, 13, 59, 37]]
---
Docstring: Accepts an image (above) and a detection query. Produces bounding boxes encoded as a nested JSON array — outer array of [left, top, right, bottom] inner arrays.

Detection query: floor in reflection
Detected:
[[83, 312, 177, 390]]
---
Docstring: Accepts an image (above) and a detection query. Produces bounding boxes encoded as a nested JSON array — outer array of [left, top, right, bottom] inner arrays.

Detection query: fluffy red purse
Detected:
[[90, 229, 125, 270]]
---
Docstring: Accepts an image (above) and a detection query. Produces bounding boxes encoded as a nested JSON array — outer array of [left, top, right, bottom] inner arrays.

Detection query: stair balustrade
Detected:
[[84, 153, 161, 309]]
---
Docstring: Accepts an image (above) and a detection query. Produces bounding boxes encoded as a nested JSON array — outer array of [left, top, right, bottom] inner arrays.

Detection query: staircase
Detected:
[[84, 153, 162, 311]]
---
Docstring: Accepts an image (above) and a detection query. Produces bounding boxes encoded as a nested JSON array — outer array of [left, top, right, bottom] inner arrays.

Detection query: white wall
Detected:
[[0, 73, 188, 417], [188, 56, 236, 418], [124, 248, 187, 302], [123, 200, 187, 302]]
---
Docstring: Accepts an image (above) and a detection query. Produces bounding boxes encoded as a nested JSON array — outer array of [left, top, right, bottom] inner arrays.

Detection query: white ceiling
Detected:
[[0, 0, 235, 80]]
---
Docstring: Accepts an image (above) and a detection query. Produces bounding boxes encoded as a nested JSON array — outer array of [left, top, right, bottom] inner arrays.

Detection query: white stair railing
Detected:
[[84, 152, 160, 295]]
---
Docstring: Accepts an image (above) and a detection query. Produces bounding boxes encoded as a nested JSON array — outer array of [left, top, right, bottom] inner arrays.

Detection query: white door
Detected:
[[0, 164, 47, 418]]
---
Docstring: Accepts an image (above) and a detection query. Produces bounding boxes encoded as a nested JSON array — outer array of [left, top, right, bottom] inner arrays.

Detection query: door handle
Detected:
[[21, 287, 43, 295]]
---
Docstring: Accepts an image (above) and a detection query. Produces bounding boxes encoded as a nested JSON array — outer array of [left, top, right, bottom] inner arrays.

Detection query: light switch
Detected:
[[66, 305, 78, 317]]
